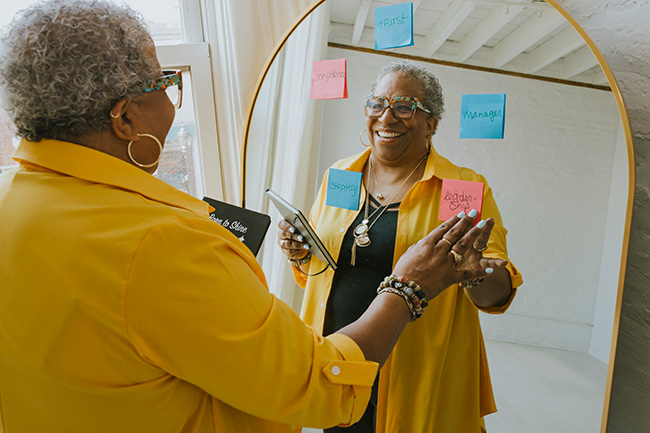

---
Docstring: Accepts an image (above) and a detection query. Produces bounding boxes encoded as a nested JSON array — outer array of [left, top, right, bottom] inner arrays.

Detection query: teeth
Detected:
[[377, 131, 403, 138]]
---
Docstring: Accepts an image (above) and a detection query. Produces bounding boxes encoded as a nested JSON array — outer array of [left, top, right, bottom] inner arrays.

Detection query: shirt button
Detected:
[[320, 302, 325, 308], [332, 366, 341, 376]]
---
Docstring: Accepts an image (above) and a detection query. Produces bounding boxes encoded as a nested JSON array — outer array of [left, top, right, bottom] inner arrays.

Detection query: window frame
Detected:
[[155, 0, 224, 200]]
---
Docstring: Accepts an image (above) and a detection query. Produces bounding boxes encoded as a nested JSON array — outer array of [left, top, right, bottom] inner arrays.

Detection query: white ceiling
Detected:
[[327, 0, 609, 88]]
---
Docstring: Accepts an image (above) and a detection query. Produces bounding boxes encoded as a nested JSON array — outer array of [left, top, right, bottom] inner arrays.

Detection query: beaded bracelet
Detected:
[[288, 251, 312, 267], [377, 274, 428, 321], [377, 287, 417, 320]]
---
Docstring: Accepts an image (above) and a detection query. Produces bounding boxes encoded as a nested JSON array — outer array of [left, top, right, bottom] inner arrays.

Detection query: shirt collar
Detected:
[[422, 146, 461, 181], [343, 146, 460, 181], [13, 138, 211, 216]]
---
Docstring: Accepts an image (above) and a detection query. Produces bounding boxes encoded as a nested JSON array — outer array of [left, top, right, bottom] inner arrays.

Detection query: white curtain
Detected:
[[246, 4, 331, 310], [206, 0, 318, 204]]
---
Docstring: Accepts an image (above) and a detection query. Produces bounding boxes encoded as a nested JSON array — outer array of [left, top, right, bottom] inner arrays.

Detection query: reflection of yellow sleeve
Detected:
[[127, 218, 378, 429], [467, 175, 523, 314]]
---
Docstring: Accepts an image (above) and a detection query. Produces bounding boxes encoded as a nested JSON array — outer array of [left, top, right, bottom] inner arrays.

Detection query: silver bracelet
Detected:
[[459, 277, 485, 289]]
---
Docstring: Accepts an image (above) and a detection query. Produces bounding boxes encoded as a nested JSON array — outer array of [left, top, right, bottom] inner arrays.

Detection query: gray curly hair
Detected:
[[0, 0, 160, 141], [369, 60, 445, 121]]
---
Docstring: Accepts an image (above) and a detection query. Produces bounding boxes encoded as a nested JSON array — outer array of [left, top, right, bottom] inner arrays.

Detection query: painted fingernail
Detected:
[[477, 220, 486, 229], [468, 209, 478, 218], [303, 244, 310, 250], [457, 211, 466, 218], [288, 227, 295, 233], [486, 268, 494, 274], [297, 235, 304, 242]]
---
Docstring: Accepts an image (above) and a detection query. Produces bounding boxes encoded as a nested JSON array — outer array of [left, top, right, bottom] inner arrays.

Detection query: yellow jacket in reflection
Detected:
[[294, 146, 523, 433], [0, 139, 378, 433]]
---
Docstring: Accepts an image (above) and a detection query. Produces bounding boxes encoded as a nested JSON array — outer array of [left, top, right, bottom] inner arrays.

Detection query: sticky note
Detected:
[[374, 3, 414, 50], [459, 94, 506, 139], [326, 168, 363, 211], [311, 58, 348, 100], [439, 179, 485, 221]]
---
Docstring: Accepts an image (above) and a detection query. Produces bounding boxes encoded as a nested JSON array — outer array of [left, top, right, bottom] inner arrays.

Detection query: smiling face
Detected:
[[367, 72, 438, 166]]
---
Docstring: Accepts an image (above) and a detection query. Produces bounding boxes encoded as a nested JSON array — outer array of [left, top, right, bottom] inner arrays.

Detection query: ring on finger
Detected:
[[441, 237, 453, 248], [473, 243, 488, 252], [450, 250, 463, 266]]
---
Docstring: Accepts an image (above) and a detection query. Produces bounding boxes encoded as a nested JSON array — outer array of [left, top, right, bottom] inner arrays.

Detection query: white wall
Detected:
[[589, 124, 629, 362], [317, 46, 624, 352]]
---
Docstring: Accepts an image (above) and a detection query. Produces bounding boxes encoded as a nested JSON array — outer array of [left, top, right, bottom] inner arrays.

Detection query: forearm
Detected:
[[336, 292, 411, 367], [463, 266, 512, 308]]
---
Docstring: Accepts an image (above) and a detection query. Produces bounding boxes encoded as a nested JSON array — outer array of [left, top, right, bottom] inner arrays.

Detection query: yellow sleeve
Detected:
[[124, 217, 377, 428], [471, 177, 523, 314]]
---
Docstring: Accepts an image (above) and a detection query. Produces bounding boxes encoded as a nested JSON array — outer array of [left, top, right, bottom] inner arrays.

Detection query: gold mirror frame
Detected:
[[240, 1, 636, 431]]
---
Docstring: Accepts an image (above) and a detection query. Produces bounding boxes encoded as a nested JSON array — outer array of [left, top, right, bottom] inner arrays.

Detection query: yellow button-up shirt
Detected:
[[0, 139, 377, 433], [294, 147, 523, 433]]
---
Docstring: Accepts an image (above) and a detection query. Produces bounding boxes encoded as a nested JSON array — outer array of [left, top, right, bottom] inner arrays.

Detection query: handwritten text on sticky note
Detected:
[[439, 178, 485, 221], [326, 168, 362, 211], [311, 58, 348, 100], [459, 93, 506, 139], [374, 3, 414, 50]]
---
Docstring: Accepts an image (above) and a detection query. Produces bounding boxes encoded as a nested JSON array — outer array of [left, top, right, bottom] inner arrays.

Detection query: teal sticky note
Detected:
[[459, 94, 506, 139], [374, 3, 414, 50], [326, 168, 362, 211]]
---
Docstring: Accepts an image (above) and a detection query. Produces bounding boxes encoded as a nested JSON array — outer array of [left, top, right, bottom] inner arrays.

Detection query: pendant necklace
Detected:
[[372, 166, 385, 200], [351, 153, 428, 266]]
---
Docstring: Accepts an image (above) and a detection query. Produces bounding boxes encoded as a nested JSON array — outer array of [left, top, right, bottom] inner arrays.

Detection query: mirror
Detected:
[[243, 1, 631, 432]]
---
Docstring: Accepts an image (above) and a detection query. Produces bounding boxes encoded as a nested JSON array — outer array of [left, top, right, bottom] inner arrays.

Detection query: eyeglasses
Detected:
[[365, 96, 431, 119], [141, 70, 183, 109]]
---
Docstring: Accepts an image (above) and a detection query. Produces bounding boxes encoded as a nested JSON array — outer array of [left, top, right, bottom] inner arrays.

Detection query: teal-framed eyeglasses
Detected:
[[142, 70, 183, 109], [365, 96, 431, 119]]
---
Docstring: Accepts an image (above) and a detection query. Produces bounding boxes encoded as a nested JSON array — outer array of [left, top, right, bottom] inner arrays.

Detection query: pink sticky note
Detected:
[[310, 58, 348, 100], [439, 179, 485, 222]]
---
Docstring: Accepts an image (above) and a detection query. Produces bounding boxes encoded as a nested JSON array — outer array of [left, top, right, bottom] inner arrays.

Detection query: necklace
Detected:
[[371, 161, 385, 200], [351, 153, 428, 266]]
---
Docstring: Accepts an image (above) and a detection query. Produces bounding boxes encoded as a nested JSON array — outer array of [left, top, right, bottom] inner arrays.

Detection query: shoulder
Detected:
[[329, 150, 368, 171], [430, 151, 489, 185]]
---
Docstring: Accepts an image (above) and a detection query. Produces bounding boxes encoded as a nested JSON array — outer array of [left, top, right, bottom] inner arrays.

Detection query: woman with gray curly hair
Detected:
[[0, 1, 499, 433], [277, 60, 523, 433]]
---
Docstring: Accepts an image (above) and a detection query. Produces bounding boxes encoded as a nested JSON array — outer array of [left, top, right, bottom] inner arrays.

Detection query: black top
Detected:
[[322, 195, 399, 433], [323, 194, 400, 336]]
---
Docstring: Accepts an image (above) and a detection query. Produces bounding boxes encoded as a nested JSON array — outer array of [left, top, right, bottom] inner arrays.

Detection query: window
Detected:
[[0, 0, 221, 201]]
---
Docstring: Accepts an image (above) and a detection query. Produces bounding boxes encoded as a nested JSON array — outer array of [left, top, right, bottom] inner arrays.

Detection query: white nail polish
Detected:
[[457, 211, 466, 218], [297, 235, 303, 242], [303, 244, 310, 250], [477, 220, 486, 229], [486, 268, 494, 274], [288, 227, 295, 233], [468, 209, 478, 218]]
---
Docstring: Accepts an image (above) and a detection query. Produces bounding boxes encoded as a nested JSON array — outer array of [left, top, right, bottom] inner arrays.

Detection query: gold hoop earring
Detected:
[[110, 111, 120, 119], [127, 133, 163, 168], [359, 130, 371, 147]]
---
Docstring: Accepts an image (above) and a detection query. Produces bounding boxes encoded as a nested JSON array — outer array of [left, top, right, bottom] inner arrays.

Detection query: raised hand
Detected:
[[393, 210, 501, 301]]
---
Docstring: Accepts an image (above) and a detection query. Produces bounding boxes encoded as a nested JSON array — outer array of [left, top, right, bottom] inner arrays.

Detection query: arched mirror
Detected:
[[242, 1, 633, 432]]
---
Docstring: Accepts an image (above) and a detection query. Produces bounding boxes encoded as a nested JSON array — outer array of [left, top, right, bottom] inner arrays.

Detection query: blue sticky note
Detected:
[[374, 3, 414, 50], [326, 168, 363, 211], [459, 94, 506, 139]]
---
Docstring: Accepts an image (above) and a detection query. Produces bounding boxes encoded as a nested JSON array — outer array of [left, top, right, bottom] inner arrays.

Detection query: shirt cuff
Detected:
[[324, 333, 379, 426], [476, 253, 523, 314]]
